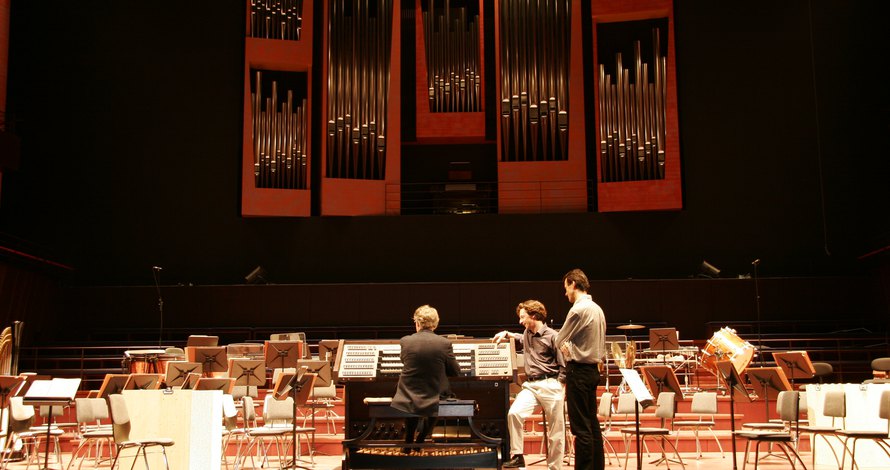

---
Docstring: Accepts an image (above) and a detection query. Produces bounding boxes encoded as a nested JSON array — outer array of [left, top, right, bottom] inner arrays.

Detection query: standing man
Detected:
[[555, 269, 607, 470], [391, 305, 461, 452], [494, 300, 566, 469]]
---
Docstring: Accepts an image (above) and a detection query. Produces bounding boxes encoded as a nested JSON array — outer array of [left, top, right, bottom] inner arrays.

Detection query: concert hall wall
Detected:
[[1, 1, 888, 341]]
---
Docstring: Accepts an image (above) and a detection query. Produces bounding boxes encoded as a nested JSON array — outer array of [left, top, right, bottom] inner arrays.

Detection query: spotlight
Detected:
[[245, 266, 268, 284]]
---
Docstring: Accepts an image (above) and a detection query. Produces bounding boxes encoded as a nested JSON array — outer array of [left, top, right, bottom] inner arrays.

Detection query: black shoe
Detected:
[[503, 454, 525, 468]]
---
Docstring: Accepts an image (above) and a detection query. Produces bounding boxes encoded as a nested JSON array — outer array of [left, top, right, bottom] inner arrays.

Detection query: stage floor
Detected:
[[2, 451, 850, 469]]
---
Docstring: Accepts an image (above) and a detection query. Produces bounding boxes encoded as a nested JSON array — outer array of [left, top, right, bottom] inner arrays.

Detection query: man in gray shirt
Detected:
[[555, 269, 606, 470]]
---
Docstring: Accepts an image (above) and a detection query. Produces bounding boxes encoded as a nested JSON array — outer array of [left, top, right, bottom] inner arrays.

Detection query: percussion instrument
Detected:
[[122, 349, 165, 374], [700, 327, 755, 375], [616, 323, 645, 330]]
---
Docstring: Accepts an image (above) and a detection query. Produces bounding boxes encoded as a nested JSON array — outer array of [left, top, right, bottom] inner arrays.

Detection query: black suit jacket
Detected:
[[391, 329, 461, 416]]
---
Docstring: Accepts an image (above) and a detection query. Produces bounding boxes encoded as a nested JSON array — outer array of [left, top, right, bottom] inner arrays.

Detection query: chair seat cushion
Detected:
[[798, 425, 837, 433], [81, 430, 113, 438], [673, 420, 715, 427], [742, 422, 785, 430], [621, 427, 670, 435], [735, 431, 793, 441], [836, 430, 888, 438], [138, 437, 174, 446]]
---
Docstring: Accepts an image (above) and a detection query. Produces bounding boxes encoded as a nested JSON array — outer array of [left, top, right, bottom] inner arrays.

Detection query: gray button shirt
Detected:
[[555, 293, 607, 364], [518, 324, 566, 382]]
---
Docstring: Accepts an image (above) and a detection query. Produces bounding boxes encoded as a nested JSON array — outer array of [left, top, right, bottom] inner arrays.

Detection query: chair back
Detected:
[[690, 392, 718, 415], [812, 362, 833, 382], [241, 396, 258, 427], [777, 391, 800, 423], [597, 392, 613, 419], [264, 395, 295, 427], [655, 392, 676, 420], [9, 397, 35, 433], [879, 390, 890, 421], [108, 394, 132, 444], [232, 385, 258, 400], [222, 394, 238, 431], [616, 393, 641, 415], [823, 390, 846, 420], [312, 382, 337, 399]]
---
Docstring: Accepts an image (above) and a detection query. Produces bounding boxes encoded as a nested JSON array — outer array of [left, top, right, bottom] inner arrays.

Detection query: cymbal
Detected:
[[616, 323, 645, 330]]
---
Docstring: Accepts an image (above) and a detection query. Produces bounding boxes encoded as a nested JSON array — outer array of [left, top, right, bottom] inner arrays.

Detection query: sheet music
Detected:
[[24, 378, 80, 400], [620, 368, 654, 408]]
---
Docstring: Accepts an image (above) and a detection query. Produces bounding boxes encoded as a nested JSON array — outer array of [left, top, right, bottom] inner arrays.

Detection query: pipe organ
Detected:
[[499, 0, 571, 162], [334, 338, 517, 465], [422, 0, 482, 113], [326, 0, 393, 180]]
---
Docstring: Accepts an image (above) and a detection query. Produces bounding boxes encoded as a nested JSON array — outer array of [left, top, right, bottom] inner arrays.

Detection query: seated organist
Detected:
[[390, 304, 462, 453], [493, 300, 566, 469]]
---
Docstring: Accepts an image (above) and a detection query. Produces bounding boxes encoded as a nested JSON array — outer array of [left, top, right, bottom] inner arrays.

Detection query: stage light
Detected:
[[245, 266, 268, 284], [699, 260, 721, 278]]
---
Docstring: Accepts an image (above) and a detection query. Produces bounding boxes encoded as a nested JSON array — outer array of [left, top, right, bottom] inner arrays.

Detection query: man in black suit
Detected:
[[391, 304, 461, 451]]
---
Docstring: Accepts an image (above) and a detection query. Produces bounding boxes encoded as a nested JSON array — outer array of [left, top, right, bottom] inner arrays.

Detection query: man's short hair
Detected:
[[516, 300, 547, 321], [563, 268, 590, 292], [413, 305, 440, 330]]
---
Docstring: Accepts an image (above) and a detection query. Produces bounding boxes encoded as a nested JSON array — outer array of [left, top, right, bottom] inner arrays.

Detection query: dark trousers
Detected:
[[405, 416, 436, 444], [566, 361, 604, 470]]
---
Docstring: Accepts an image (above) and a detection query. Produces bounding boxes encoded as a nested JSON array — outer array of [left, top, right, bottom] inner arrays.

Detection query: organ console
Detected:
[[333, 338, 518, 469]]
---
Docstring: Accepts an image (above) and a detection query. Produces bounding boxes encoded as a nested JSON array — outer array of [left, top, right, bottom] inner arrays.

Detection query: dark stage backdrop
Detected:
[[1, 1, 888, 339]]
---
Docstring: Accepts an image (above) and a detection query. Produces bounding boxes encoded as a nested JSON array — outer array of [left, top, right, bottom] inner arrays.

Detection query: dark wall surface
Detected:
[[2, 0, 888, 302]]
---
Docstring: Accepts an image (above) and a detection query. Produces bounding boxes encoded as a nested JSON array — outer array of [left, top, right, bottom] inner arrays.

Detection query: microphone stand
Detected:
[[152, 267, 164, 347], [752, 259, 764, 366]]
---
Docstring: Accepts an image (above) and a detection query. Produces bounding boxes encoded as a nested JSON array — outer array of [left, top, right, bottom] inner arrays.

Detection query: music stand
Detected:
[[273, 367, 316, 469], [23, 378, 80, 470], [620, 368, 654, 470], [745, 367, 791, 421], [264, 341, 302, 370], [186, 335, 219, 347], [772, 351, 815, 389], [189, 346, 228, 377], [227, 343, 264, 359], [97, 374, 131, 399], [164, 361, 201, 387], [639, 366, 684, 402], [180, 373, 201, 390], [649, 328, 679, 364], [716, 360, 751, 470], [194, 378, 235, 393], [123, 374, 162, 390], [318, 339, 341, 365], [230, 359, 266, 386]]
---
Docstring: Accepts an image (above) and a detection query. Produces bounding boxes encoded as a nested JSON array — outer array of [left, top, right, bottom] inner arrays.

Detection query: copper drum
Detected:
[[157, 352, 185, 375], [700, 327, 755, 375], [123, 349, 165, 374]]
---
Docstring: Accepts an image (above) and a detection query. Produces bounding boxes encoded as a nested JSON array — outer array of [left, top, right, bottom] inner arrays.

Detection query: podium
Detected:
[[122, 389, 222, 469]]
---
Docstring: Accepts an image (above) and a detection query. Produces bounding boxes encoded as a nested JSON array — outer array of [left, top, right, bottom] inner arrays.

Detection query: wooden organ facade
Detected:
[[242, 0, 682, 217]]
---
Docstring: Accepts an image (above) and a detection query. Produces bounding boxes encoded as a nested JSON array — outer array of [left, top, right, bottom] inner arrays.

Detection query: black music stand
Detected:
[[638, 366, 684, 465], [273, 367, 316, 469], [123, 374, 162, 390], [649, 328, 679, 364], [227, 343, 264, 359], [265, 341, 302, 371], [298, 359, 334, 451], [190, 346, 228, 377], [97, 374, 130, 399], [772, 351, 815, 390], [619, 368, 655, 470], [230, 359, 266, 387], [716, 360, 752, 470], [23, 378, 80, 470], [164, 361, 201, 387], [317, 339, 341, 366], [745, 367, 791, 421], [194, 377, 236, 393], [180, 373, 201, 390]]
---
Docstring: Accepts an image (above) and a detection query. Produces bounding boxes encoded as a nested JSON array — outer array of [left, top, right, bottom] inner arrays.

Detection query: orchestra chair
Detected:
[[836, 389, 890, 470], [811, 362, 833, 383], [735, 391, 807, 470], [594, 392, 621, 465], [864, 357, 890, 384], [236, 396, 289, 469], [108, 394, 175, 470], [672, 391, 725, 459], [615, 393, 650, 456], [7, 396, 65, 469], [797, 389, 845, 470], [301, 382, 340, 434], [264, 394, 316, 464], [220, 394, 247, 470], [67, 397, 114, 470], [619, 392, 685, 470]]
